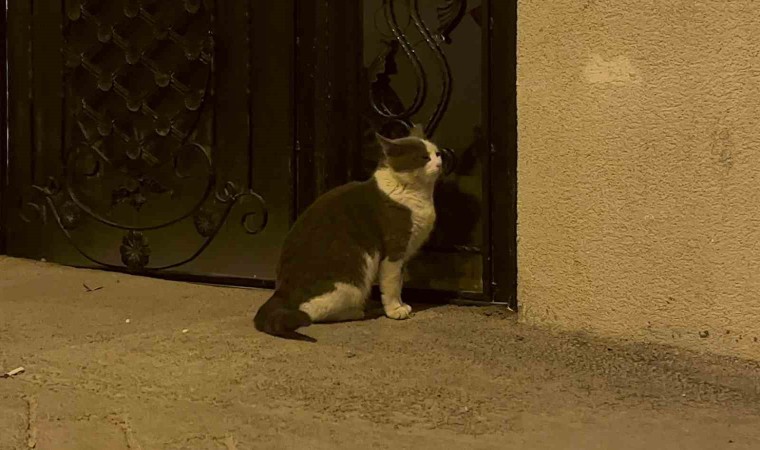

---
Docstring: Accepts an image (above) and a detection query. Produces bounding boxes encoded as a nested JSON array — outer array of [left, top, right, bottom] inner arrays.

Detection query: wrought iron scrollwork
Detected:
[[365, 0, 469, 174], [120, 230, 151, 271], [408, 0, 454, 136], [18, 0, 269, 273], [369, 0, 467, 140], [369, 1, 427, 121], [364, 0, 483, 256], [436, 0, 467, 44], [41, 179, 267, 272]]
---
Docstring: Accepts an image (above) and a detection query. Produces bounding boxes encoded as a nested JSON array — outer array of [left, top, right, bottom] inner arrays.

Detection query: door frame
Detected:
[[483, 0, 518, 309], [1, 0, 7, 255]]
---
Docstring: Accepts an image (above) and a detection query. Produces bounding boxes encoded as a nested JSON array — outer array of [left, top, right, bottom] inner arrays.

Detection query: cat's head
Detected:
[[375, 125, 443, 183]]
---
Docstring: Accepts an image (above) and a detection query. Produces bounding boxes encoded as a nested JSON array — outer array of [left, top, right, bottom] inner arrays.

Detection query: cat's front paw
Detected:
[[385, 303, 413, 320]]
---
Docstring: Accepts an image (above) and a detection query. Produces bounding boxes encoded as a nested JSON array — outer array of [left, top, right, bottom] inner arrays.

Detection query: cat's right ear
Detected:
[[408, 123, 426, 139], [376, 132, 402, 157]]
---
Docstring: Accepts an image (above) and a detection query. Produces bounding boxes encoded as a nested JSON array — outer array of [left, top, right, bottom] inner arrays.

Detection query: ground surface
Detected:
[[1, 256, 760, 450]]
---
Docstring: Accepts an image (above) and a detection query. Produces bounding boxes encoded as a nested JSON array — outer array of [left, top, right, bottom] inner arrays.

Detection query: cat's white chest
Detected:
[[374, 168, 437, 259], [406, 201, 435, 258]]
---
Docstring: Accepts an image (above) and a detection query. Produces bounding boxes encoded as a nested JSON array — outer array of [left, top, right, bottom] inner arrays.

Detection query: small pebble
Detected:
[[125, 319, 131, 324], [182, 329, 189, 334]]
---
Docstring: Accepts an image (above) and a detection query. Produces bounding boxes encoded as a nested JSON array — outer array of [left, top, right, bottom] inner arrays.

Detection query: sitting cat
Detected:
[[253, 125, 443, 342]]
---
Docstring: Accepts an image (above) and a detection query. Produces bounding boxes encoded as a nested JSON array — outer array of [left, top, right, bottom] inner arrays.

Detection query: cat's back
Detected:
[[293, 179, 382, 226], [276, 179, 388, 296], [280, 179, 385, 257]]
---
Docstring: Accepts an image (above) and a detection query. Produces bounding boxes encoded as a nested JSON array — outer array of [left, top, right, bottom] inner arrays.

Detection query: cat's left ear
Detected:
[[408, 123, 426, 139]]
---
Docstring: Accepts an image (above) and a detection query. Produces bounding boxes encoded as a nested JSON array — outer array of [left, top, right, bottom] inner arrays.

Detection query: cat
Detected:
[[253, 125, 443, 342]]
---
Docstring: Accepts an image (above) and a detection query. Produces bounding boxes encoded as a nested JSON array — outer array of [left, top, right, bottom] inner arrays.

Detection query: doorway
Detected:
[[1, 0, 516, 307], [296, 0, 517, 306]]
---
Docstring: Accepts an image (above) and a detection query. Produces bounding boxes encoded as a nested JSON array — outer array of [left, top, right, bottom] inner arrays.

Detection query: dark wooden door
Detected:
[[4, 0, 295, 281]]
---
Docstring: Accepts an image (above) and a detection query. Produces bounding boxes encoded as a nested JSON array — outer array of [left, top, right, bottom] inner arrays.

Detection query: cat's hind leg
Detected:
[[325, 307, 366, 322], [299, 283, 367, 323]]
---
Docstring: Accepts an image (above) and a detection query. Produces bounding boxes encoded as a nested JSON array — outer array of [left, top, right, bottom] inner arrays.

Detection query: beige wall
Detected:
[[517, 0, 760, 360]]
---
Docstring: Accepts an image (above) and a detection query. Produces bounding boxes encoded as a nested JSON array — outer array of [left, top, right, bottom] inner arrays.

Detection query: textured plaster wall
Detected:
[[517, 0, 760, 360]]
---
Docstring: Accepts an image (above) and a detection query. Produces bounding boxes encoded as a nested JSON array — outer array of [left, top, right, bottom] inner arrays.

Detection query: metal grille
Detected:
[[10, 0, 273, 274]]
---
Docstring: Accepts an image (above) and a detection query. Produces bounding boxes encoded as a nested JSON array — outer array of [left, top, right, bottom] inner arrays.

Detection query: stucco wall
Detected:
[[517, 0, 760, 360]]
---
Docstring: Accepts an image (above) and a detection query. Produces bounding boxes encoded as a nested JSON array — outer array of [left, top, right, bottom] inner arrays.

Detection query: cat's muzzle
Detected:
[[439, 147, 457, 176]]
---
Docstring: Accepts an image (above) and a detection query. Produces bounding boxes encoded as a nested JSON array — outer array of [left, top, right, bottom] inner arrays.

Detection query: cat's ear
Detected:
[[376, 132, 404, 157], [408, 123, 426, 139], [375, 132, 392, 146]]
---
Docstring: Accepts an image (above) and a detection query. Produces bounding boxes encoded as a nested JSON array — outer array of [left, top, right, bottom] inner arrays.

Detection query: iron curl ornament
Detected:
[[366, 0, 470, 175], [368, 0, 467, 137]]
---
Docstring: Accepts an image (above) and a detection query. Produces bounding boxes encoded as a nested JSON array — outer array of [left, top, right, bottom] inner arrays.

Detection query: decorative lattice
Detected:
[[63, 0, 213, 203]]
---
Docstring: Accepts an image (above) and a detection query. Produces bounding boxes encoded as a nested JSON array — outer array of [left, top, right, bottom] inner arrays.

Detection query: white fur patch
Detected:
[[379, 258, 412, 319], [423, 140, 444, 177], [379, 258, 403, 298], [373, 138, 440, 321], [374, 142, 439, 259], [362, 251, 381, 294], [299, 283, 365, 322], [299, 252, 380, 323]]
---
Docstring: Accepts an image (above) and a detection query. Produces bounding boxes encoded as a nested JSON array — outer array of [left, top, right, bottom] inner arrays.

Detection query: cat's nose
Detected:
[[438, 147, 457, 175]]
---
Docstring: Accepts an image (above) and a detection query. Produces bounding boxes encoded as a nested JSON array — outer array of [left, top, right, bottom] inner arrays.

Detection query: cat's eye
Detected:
[[435, 151, 441, 157], [422, 155, 431, 161]]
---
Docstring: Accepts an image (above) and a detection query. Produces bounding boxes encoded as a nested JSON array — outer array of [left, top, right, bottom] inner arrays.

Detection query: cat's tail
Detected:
[[253, 292, 316, 343]]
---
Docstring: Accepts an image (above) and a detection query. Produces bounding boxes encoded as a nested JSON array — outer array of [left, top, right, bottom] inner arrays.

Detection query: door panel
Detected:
[[5, 0, 294, 281], [361, 0, 485, 294]]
